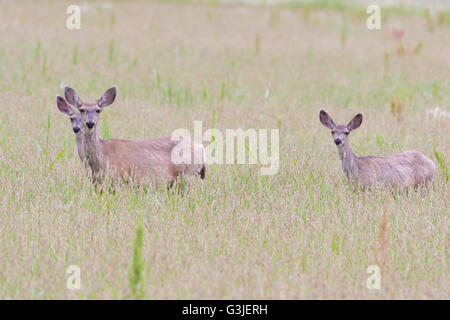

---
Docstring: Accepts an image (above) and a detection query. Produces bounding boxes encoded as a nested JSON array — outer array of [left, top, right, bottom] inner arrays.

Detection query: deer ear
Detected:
[[64, 86, 83, 108], [319, 110, 335, 130], [56, 96, 75, 117], [98, 86, 117, 108], [347, 113, 363, 131]]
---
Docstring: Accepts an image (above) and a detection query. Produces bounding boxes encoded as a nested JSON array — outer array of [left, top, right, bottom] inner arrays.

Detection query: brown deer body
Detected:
[[319, 110, 435, 188], [61, 86, 205, 186]]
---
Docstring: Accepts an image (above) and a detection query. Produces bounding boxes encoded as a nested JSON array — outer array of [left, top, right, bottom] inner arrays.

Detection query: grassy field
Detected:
[[0, 0, 448, 299]]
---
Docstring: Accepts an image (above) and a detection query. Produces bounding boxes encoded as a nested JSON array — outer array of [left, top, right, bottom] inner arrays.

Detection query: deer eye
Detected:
[[345, 132, 349, 135], [80, 109, 85, 113], [96, 109, 102, 113], [331, 131, 335, 134]]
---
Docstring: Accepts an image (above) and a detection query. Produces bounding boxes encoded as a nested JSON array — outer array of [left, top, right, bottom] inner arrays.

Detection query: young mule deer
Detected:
[[319, 110, 435, 188], [63, 86, 206, 187], [56, 96, 86, 163]]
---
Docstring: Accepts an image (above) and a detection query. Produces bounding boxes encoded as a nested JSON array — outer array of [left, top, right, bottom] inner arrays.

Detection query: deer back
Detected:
[[356, 150, 435, 188]]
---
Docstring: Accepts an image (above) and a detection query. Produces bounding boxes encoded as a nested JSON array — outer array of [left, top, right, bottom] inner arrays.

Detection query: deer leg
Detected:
[[167, 174, 184, 195], [176, 176, 184, 195]]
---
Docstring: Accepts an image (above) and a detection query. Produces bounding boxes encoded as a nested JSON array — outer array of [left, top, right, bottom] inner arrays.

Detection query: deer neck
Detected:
[[84, 126, 105, 174], [75, 134, 86, 163], [338, 143, 358, 181]]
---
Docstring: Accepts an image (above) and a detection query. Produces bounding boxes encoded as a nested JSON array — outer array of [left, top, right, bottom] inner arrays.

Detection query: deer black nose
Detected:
[[86, 122, 95, 129], [334, 138, 342, 145], [73, 127, 80, 133]]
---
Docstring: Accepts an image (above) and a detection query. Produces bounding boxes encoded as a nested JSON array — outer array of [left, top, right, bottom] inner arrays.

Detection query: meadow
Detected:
[[0, 0, 448, 299]]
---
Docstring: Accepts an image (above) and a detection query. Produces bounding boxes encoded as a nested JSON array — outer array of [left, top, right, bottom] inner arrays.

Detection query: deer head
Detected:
[[319, 110, 362, 148], [56, 96, 83, 135], [64, 86, 117, 131]]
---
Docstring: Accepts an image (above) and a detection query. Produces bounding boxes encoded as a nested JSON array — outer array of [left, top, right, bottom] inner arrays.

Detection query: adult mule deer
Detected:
[[319, 110, 435, 188], [56, 96, 86, 163], [63, 85, 206, 188]]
